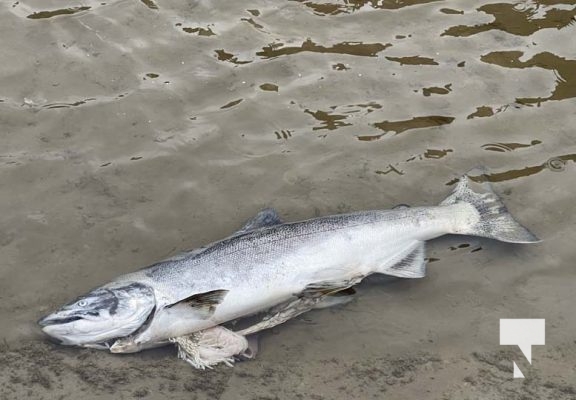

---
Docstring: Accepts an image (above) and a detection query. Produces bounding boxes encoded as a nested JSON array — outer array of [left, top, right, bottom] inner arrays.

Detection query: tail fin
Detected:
[[441, 169, 540, 244]]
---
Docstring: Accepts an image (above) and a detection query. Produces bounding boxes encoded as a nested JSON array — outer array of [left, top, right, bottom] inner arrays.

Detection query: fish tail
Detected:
[[440, 168, 540, 244]]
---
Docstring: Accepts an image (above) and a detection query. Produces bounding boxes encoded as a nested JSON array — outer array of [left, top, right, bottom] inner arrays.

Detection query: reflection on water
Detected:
[[256, 40, 391, 59], [358, 115, 455, 141], [220, 99, 244, 109], [481, 51, 576, 105], [259, 83, 279, 92], [215, 49, 252, 65], [292, 0, 442, 16], [422, 84, 452, 96], [481, 140, 542, 152], [182, 26, 216, 36], [467, 106, 494, 119], [443, 2, 576, 37], [241, 17, 265, 30], [304, 102, 382, 131], [375, 147, 453, 175], [447, 153, 575, 184], [419, 148, 453, 159], [26, 6, 90, 19], [3, 0, 575, 180], [140, 0, 158, 10], [386, 55, 439, 65], [305, 109, 352, 131], [439, 7, 463, 14]]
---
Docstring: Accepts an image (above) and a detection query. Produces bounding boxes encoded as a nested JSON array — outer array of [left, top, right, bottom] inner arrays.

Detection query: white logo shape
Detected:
[[499, 319, 545, 378]]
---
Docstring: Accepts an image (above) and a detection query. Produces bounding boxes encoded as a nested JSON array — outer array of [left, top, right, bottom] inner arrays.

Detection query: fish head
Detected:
[[38, 282, 156, 346]]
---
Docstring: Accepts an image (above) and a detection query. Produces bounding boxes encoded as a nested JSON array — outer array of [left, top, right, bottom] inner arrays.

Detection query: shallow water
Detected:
[[1, 0, 575, 398]]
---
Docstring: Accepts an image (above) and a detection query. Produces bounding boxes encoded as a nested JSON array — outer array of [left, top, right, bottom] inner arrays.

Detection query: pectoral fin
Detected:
[[386, 243, 426, 278], [167, 289, 229, 319]]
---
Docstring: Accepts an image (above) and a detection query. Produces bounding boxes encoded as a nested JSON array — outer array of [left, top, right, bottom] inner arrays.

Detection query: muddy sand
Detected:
[[1, 0, 575, 398]]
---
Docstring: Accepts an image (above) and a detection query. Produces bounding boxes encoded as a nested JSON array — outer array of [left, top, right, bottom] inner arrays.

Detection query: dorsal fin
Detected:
[[236, 208, 283, 234]]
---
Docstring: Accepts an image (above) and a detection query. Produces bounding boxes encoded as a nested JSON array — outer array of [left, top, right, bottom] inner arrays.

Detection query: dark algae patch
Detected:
[[27, 6, 90, 19]]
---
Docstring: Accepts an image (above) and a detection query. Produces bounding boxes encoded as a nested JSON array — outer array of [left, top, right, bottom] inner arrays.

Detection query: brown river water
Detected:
[[1, 0, 575, 398]]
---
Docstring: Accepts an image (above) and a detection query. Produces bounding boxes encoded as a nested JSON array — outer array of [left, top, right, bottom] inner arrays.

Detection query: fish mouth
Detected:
[[38, 315, 83, 327], [38, 310, 102, 326]]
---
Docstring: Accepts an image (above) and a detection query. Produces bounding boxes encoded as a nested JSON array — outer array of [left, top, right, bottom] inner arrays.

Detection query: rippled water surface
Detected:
[[1, 0, 575, 398]]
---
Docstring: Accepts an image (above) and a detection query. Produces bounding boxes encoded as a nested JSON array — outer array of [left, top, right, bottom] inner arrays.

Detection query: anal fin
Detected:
[[386, 243, 427, 278], [300, 275, 363, 298], [313, 287, 356, 310]]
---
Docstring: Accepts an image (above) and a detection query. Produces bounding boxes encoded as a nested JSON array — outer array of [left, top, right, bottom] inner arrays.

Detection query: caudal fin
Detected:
[[441, 169, 540, 244]]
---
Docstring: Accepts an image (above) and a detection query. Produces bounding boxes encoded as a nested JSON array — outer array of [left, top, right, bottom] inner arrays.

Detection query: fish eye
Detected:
[[77, 300, 88, 307]]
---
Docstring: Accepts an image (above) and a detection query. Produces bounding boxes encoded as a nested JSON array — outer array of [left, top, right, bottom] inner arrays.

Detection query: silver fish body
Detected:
[[116, 207, 458, 346], [39, 174, 539, 351]]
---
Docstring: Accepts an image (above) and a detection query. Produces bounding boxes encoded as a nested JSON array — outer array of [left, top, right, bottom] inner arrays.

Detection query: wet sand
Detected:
[[1, 0, 575, 398]]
